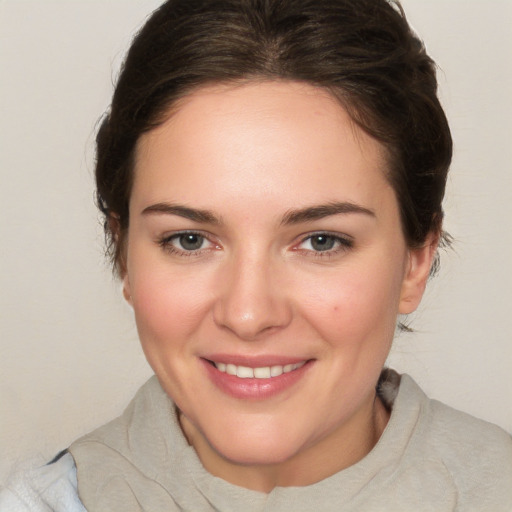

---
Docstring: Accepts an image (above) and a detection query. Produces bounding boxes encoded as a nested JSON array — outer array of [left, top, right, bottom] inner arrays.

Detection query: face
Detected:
[[123, 81, 434, 487]]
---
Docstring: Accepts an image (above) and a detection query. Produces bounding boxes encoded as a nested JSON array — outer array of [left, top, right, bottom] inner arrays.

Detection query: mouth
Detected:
[[209, 360, 307, 379], [202, 357, 312, 399]]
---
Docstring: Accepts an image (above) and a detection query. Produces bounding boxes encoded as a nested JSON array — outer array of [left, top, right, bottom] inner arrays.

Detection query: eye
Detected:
[[305, 234, 337, 251], [158, 231, 216, 255], [296, 233, 353, 254], [174, 233, 208, 251]]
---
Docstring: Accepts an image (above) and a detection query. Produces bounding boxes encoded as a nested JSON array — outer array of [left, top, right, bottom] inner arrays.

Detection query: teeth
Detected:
[[254, 366, 271, 379], [236, 366, 254, 378], [214, 361, 306, 379]]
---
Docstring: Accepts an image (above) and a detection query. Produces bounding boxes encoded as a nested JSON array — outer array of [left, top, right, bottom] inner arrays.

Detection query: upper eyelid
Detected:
[[297, 231, 353, 244], [159, 229, 214, 242], [158, 230, 216, 249]]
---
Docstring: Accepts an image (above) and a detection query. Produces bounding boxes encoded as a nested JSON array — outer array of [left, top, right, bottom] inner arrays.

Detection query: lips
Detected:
[[202, 356, 312, 399]]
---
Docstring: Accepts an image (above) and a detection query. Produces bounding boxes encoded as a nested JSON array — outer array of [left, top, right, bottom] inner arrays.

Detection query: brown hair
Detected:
[[95, 0, 452, 275]]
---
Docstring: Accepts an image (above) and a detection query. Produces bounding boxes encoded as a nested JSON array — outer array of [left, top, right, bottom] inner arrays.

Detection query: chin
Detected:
[[219, 442, 300, 467], [207, 421, 312, 467]]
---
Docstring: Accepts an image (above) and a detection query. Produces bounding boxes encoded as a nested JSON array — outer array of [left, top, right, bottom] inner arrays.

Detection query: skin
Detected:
[[122, 81, 437, 492]]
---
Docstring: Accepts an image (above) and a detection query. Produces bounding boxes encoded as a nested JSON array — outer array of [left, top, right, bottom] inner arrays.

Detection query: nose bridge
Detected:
[[213, 245, 291, 339]]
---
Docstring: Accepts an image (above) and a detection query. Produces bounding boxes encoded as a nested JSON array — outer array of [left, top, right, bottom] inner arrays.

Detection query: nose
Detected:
[[213, 252, 292, 340]]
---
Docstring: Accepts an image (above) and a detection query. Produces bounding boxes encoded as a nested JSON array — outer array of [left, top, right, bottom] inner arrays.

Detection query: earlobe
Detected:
[[399, 233, 439, 315]]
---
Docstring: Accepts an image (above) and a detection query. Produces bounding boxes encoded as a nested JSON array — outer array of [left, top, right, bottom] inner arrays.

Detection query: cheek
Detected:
[[129, 264, 213, 346], [298, 263, 403, 348]]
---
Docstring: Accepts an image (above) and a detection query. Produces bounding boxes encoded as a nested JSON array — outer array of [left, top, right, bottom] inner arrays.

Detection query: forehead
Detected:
[[132, 81, 393, 213]]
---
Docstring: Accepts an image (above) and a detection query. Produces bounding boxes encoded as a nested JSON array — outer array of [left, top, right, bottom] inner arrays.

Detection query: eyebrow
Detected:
[[281, 201, 375, 225], [142, 203, 221, 224], [142, 200, 375, 226]]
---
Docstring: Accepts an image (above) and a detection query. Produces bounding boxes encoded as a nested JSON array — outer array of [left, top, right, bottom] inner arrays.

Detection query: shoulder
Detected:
[[399, 374, 512, 509], [0, 452, 85, 512], [427, 396, 512, 478], [427, 395, 512, 452]]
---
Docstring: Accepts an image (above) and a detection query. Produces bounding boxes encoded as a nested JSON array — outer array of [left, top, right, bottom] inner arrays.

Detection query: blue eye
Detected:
[[308, 234, 337, 251], [159, 231, 213, 255], [298, 233, 352, 254], [175, 233, 206, 251]]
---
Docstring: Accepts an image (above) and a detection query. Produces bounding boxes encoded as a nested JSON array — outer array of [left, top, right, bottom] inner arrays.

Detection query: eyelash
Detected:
[[157, 231, 354, 258], [295, 232, 354, 258], [158, 231, 216, 257]]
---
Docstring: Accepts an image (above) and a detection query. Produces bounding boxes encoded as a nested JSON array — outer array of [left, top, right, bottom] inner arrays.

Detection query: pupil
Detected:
[[311, 235, 335, 251], [180, 234, 203, 250]]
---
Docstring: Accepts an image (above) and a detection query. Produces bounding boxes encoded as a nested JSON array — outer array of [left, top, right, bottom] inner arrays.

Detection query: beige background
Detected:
[[1, 0, 511, 481]]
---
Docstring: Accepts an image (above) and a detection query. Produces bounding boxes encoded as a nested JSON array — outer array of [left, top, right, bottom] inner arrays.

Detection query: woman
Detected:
[[1, 0, 511, 510]]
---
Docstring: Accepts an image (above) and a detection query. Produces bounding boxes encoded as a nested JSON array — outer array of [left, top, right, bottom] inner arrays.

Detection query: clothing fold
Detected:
[[67, 372, 512, 511]]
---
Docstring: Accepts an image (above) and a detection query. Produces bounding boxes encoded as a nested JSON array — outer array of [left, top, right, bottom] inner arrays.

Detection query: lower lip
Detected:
[[201, 359, 312, 400]]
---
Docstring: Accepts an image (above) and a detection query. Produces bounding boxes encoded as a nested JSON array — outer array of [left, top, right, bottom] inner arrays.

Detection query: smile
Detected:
[[203, 357, 312, 399], [213, 361, 307, 379]]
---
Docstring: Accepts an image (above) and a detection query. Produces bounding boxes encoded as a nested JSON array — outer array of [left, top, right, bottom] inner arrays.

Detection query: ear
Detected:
[[399, 233, 439, 314], [122, 273, 133, 306], [109, 214, 131, 305], [108, 212, 129, 280]]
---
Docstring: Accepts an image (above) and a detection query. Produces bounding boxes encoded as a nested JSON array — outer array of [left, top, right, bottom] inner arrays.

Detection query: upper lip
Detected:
[[202, 354, 311, 367]]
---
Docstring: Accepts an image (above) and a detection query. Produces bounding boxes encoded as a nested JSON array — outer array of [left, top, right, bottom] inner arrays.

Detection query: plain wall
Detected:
[[1, 0, 511, 482]]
